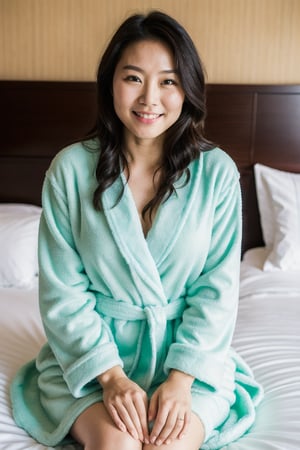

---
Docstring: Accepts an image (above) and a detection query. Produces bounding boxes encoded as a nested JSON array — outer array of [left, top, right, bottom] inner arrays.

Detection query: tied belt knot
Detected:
[[96, 296, 186, 389]]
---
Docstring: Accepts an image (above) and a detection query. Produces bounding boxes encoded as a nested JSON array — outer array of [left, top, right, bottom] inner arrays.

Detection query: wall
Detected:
[[0, 0, 299, 83]]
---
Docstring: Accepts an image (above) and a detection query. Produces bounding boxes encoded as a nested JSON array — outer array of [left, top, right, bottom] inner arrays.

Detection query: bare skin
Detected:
[[71, 366, 205, 449], [70, 40, 206, 449], [71, 399, 205, 450], [112, 38, 185, 236]]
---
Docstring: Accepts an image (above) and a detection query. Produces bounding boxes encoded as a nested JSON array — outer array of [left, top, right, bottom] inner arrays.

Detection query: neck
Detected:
[[123, 134, 164, 171]]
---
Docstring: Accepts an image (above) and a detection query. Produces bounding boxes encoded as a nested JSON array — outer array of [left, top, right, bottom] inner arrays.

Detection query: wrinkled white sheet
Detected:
[[0, 248, 299, 449], [0, 283, 79, 450], [228, 248, 300, 449]]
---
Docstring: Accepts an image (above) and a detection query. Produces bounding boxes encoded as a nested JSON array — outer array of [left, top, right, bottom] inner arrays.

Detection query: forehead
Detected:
[[116, 39, 176, 70]]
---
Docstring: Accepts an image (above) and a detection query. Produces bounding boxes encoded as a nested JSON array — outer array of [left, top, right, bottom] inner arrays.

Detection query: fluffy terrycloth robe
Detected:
[[11, 142, 263, 448]]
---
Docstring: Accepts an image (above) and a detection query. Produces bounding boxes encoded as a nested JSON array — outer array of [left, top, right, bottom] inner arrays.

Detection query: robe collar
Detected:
[[102, 157, 202, 305]]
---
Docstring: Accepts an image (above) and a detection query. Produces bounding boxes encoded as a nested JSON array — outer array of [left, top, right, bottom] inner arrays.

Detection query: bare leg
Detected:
[[70, 402, 143, 450], [144, 413, 205, 450], [71, 403, 204, 450]]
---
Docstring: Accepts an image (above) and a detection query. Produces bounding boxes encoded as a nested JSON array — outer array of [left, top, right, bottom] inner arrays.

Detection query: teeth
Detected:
[[135, 112, 160, 119]]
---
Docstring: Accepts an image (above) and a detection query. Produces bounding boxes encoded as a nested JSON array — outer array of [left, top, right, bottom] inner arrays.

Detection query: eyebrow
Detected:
[[122, 65, 178, 75]]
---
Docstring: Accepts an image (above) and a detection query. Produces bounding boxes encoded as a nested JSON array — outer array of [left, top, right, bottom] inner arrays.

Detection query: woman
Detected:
[[11, 11, 263, 450]]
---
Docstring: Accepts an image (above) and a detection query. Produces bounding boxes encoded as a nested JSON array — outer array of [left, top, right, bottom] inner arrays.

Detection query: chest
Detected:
[[127, 172, 159, 237]]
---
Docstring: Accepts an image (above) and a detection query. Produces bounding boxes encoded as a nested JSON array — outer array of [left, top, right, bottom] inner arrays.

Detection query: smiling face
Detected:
[[112, 39, 185, 148]]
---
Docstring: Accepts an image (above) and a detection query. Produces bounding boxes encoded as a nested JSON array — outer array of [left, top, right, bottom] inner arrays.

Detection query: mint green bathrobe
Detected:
[[11, 142, 263, 449]]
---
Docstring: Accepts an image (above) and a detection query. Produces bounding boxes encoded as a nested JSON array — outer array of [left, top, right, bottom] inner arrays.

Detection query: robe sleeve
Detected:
[[164, 171, 242, 390], [38, 173, 123, 398]]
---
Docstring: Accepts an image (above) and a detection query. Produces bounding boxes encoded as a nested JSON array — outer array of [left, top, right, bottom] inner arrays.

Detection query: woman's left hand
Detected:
[[148, 369, 194, 446]]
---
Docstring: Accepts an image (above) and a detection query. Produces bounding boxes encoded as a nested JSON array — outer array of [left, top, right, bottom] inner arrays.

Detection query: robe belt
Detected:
[[95, 295, 186, 388]]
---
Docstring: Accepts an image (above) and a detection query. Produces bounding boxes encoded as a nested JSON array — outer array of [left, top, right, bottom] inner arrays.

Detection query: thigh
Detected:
[[144, 412, 205, 450], [70, 402, 142, 450]]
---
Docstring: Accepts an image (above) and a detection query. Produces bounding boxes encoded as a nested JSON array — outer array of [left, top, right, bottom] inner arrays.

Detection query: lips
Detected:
[[133, 111, 162, 119]]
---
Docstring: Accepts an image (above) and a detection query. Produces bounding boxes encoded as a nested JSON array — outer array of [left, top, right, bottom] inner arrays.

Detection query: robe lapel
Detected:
[[102, 157, 202, 306], [146, 157, 202, 267], [102, 174, 167, 306]]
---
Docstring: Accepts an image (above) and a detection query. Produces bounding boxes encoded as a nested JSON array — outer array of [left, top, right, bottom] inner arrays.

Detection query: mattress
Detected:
[[0, 248, 300, 449]]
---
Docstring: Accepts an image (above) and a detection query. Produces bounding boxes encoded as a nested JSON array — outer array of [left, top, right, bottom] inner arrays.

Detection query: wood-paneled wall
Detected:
[[1, 0, 299, 83]]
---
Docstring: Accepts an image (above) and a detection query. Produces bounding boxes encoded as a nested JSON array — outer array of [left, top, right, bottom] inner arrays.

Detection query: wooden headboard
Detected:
[[1, 81, 300, 254]]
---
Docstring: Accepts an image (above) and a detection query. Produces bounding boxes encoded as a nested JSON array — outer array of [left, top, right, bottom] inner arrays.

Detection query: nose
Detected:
[[139, 81, 159, 106]]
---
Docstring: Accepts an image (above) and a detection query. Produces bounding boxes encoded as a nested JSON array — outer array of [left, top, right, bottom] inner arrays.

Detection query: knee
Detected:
[[73, 425, 142, 450], [71, 402, 142, 450], [143, 413, 205, 450], [83, 434, 142, 450]]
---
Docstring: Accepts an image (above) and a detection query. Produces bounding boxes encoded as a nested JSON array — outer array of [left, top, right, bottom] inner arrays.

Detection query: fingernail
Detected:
[[130, 431, 138, 440], [150, 436, 157, 444], [166, 439, 171, 445]]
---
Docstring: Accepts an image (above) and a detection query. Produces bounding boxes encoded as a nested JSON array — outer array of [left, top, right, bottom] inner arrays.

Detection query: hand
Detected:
[[148, 370, 194, 446], [98, 366, 150, 443]]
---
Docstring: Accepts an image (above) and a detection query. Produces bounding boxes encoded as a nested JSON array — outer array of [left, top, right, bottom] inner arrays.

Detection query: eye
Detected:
[[162, 79, 178, 86], [124, 75, 142, 83]]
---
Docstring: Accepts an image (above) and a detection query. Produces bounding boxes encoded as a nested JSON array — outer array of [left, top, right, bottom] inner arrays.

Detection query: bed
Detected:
[[0, 81, 300, 449]]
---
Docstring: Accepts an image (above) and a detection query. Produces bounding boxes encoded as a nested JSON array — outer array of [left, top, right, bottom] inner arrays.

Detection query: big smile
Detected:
[[133, 111, 163, 120]]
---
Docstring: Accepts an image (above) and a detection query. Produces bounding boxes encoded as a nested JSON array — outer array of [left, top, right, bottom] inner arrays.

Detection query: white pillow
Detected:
[[0, 203, 42, 288], [254, 164, 300, 271]]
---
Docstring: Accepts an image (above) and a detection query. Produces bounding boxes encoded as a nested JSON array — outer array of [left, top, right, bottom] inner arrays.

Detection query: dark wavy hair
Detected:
[[88, 10, 214, 216]]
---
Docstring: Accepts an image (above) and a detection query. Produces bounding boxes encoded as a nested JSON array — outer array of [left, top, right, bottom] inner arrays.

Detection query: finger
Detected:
[[133, 395, 150, 443], [163, 414, 187, 444], [116, 402, 141, 440], [149, 407, 170, 445], [152, 409, 180, 446], [148, 391, 158, 422], [120, 393, 149, 442], [179, 411, 191, 439], [106, 403, 127, 433]]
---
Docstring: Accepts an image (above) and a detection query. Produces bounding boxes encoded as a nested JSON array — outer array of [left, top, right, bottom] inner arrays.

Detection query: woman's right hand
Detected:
[[98, 366, 150, 444]]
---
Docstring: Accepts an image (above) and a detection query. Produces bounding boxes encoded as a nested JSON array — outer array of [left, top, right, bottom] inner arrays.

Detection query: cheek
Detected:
[[113, 86, 136, 117], [166, 92, 185, 114], [113, 87, 129, 118]]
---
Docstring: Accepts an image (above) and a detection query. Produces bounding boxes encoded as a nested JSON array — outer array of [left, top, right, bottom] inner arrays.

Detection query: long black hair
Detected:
[[88, 10, 214, 216]]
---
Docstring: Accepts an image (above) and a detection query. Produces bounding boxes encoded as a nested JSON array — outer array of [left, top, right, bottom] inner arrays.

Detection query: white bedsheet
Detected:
[[228, 248, 300, 449], [0, 249, 299, 449], [0, 284, 79, 450]]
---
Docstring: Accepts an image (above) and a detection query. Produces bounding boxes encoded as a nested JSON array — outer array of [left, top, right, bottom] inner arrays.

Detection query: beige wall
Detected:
[[0, 0, 299, 84]]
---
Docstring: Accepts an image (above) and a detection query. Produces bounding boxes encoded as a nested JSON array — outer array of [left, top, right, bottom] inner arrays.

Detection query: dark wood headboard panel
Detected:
[[0, 81, 97, 206], [205, 84, 300, 252], [1, 81, 300, 253]]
